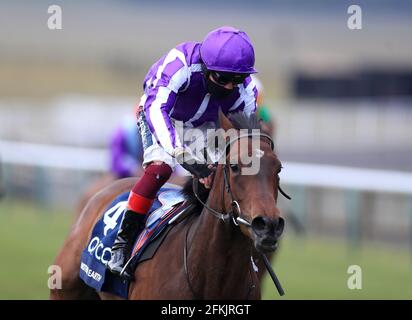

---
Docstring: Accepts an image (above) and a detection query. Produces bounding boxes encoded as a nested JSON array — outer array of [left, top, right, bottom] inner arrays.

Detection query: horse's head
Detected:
[[218, 111, 285, 253]]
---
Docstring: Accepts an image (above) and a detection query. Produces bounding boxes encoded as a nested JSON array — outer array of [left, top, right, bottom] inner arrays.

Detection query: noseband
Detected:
[[192, 132, 290, 228], [190, 131, 287, 296]]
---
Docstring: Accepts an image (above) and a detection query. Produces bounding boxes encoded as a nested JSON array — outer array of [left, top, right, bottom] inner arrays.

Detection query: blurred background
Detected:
[[1, 0, 412, 299]]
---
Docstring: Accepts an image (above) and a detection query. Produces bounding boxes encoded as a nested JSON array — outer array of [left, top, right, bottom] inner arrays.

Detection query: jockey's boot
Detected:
[[106, 210, 146, 280], [107, 162, 173, 280]]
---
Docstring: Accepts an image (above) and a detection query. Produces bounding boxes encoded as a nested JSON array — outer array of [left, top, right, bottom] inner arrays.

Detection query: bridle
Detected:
[[192, 132, 291, 228], [186, 131, 288, 298]]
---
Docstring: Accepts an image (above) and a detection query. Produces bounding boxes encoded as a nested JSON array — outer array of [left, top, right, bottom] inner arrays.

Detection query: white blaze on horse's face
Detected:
[[255, 149, 264, 158]]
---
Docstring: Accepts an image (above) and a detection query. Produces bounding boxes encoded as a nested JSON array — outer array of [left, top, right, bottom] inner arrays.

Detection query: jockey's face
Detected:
[[205, 74, 235, 99], [201, 64, 249, 99], [209, 70, 247, 85], [208, 74, 236, 90]]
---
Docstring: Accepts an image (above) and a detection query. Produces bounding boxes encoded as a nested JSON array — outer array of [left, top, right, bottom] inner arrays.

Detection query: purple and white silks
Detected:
[[141, 42, 258, 156]]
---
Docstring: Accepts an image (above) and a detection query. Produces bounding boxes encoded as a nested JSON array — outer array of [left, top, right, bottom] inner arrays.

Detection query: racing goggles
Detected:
[[210, 71, 248, 86]]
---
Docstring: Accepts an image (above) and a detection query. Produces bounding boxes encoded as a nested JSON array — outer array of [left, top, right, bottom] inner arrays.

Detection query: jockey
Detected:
[[110, 116, 144, 179], [107, 26, 259, 279]]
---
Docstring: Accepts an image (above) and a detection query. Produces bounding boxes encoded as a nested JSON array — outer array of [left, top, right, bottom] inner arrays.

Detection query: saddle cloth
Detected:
[[79, 185, 190, 298]]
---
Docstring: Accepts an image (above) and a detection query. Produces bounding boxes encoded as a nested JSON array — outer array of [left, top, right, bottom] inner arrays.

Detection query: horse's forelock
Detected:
[[227, 112, 260, 131], [180, 112, 263, 208]]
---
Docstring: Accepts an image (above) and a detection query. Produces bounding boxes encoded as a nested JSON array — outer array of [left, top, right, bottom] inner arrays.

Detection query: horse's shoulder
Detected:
[[89, 177, 135, 207], [73, 177, 139, 232]]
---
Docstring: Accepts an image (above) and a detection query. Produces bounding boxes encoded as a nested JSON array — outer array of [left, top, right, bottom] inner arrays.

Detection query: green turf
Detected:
[[0, 200, 72, 299], [0, 200, 411, 299], [262, 235, 412, 299]]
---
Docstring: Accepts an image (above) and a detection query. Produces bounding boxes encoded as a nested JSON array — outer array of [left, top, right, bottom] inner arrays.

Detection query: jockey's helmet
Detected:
[[200, 26, 257, 75]]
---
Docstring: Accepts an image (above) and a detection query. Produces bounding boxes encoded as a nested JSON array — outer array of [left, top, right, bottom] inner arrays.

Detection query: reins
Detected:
[[187, 132, 288, 297], [192, 131, 290, 226]]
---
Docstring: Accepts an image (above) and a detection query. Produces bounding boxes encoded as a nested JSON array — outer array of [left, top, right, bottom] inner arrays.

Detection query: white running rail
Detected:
[[2, 139, 412, 194]]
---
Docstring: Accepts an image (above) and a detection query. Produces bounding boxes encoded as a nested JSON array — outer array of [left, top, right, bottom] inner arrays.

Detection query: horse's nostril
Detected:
[[275, 217, 285, 237], [251, 217, 267, 233], [252, 216, 284, 238]]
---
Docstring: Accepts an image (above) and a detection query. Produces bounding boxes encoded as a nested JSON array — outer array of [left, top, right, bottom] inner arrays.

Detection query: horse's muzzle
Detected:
[[251, 216, 285, 253]]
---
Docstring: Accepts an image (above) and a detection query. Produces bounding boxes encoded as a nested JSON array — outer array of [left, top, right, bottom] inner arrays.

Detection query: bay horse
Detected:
[[50, 111, 285, 300]]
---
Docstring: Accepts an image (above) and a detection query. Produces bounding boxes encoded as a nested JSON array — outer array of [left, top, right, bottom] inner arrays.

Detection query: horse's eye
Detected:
[[230, 164, 240, 173]]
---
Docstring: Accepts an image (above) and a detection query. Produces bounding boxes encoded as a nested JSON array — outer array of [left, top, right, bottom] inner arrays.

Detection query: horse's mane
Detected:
[[181, 177, 209, 212], [180, 112, 260, 209], [228, 111, 261, 131]]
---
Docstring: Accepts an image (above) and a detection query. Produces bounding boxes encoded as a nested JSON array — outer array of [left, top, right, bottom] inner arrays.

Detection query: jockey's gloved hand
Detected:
[[173, 147, 212, 178]]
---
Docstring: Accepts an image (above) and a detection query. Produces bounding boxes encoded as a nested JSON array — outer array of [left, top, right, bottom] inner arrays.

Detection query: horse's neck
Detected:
[[188, 173, 255, 298]]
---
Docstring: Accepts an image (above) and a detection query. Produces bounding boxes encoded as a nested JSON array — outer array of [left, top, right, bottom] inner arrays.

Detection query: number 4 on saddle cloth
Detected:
[[79, 184, 193, 298]]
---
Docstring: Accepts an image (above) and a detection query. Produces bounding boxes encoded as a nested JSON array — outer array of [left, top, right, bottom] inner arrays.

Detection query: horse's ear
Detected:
[[219, 109, 234, 131]]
